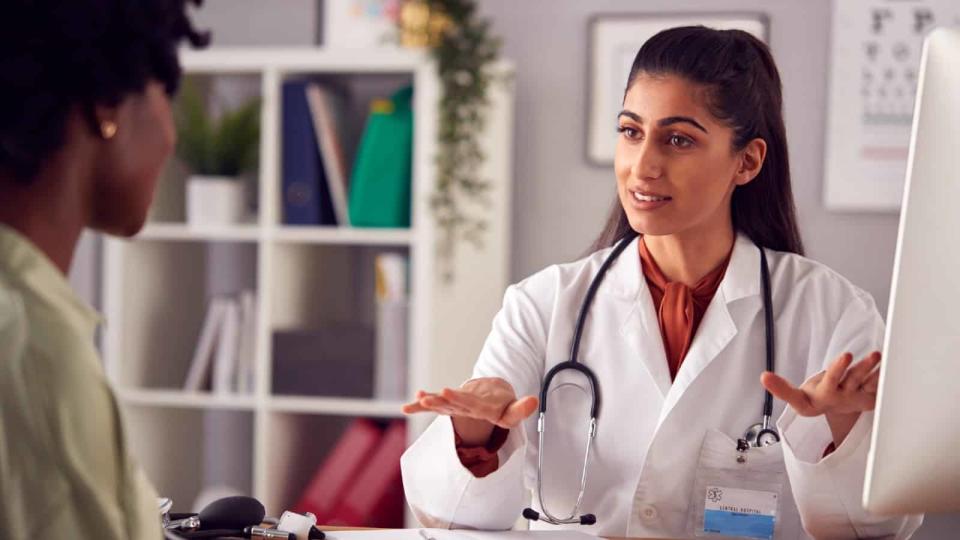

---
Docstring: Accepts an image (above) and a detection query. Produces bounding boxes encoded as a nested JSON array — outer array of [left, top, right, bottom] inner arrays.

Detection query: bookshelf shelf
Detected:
[[267, 396, 408, 418], [102, 47, 515, 524], [139, 223, 262, 242], [137, 223, 414, 246], [272, 226, 415, 246], [119, 388, 258, 411], [180, 48, 430, 74]]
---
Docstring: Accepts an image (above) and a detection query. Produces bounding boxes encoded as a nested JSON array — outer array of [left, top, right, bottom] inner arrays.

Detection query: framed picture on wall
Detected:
[[823, 0, 959, 211], [323, 0, 402, 48], [586, 13, 769, 166]]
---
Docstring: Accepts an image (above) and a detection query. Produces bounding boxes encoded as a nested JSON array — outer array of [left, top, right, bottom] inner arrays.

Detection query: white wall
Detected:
[[187, 0, 318, 46]]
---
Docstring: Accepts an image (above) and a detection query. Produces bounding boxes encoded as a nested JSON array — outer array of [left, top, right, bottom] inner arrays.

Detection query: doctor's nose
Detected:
[[631, 142, 664, 181]]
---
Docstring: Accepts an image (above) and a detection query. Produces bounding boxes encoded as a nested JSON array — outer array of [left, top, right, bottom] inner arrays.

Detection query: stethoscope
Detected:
[[522, 230, 780, 526]]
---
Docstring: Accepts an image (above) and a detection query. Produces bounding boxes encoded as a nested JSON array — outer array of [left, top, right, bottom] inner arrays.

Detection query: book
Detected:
[[348, 86, 413, 228], [282, 80, 337, 226], [374, 254, 408, 400], [184, 298, 228, 391], [212, 298, 240, 395], [235, 290, 257, 394], [306, 83, 351, 226], [271, 324, 375, 398], [326, 420, 406, 528], [293, 419, 384, 524]]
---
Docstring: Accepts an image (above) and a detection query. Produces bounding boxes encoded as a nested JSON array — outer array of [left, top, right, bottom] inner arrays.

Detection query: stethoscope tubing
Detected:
[[527, 232, 778, 526]]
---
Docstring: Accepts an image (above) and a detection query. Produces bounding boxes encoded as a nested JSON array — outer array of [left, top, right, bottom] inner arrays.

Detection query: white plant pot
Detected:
[[187, 176, 246, 226]]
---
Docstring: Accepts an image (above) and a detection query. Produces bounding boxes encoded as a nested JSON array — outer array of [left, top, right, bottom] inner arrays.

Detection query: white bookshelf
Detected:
[[118, 388, 259, 411], [101, 48, 515, 522]]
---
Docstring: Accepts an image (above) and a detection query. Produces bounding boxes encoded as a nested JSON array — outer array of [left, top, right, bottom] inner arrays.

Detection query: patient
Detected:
[[0, 1, 208, 538]]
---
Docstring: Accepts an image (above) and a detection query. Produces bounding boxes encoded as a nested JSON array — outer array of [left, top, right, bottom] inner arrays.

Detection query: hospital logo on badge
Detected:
[[707, 488, 723, 503]]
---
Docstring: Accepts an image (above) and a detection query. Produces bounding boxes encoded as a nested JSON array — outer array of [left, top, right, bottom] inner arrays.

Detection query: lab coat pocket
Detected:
[[688, 429, 787, 540]]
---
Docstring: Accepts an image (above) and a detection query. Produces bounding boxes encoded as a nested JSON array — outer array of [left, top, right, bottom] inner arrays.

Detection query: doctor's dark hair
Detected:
[[591, 25, 805, 256], [0, 0, 210, 184]]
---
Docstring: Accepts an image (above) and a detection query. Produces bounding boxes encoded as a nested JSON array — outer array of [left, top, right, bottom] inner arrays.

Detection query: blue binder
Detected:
[[281, 80, 336, 226]]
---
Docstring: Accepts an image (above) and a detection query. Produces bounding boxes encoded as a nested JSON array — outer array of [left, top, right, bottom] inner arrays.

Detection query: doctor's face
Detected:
[[614, 73, 746, 239]]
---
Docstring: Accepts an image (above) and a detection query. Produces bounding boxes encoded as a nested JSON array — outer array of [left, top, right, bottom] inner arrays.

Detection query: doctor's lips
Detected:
[[629, 188, 672, 209]]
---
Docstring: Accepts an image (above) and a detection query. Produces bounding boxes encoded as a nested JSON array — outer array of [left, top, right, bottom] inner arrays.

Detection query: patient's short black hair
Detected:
[[0, 0, 210, 183]]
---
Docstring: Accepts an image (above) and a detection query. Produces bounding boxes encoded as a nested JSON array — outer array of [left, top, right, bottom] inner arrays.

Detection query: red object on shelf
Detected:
[[293, 418, 383, 524], [325, 420, 407, 528]]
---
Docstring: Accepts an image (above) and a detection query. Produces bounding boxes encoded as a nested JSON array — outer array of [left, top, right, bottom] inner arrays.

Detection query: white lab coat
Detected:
[[401, 233, 923, 539]]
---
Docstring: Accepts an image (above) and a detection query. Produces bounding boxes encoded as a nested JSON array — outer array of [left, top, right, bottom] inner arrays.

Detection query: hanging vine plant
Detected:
[[397, 0, 504, 281]]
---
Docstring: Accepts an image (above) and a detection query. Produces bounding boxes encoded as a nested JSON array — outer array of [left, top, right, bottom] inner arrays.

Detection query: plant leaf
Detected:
[[174, 79, 214, 174], [211, 97, 261, 177]]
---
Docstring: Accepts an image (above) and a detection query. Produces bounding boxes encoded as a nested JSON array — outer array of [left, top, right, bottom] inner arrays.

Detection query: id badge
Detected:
[[690, 429, 786, 540], [702, 486, 778, 540]]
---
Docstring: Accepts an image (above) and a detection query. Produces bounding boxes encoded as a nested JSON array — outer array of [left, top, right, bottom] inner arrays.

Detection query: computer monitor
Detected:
[[863, 27, 960, 515]]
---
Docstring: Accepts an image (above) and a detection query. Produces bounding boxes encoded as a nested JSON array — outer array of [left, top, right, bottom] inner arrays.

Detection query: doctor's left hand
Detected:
[[760, 350, 881, 447]]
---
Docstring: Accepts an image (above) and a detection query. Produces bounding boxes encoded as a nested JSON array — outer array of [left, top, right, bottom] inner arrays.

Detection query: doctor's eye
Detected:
[[617, 125, 641, 140], [667, 134, 694, 149]]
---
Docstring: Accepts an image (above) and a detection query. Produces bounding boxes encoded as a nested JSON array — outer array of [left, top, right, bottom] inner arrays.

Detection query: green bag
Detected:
[[348, 86, 413, 228]]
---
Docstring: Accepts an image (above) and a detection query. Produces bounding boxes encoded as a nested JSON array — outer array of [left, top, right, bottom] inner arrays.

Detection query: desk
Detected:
[[318, 526, 680, 540]]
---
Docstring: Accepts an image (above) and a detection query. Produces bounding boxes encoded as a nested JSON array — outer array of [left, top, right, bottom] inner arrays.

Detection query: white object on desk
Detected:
[[278, 510, 318, 540]]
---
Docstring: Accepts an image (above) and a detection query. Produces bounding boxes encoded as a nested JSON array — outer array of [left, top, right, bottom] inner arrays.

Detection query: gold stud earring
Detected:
[[100, 121, 118, 140]]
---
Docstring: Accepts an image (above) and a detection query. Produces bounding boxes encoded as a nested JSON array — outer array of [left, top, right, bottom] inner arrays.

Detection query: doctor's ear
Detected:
[[734, 138, 767, 186]]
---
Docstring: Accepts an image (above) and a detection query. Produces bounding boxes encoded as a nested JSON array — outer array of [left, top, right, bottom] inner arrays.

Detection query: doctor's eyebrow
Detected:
[[617, 110, 709, 134]]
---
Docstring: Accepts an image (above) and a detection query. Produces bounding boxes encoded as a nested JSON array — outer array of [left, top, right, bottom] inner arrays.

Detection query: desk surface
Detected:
[[318, 526, 680, 540]]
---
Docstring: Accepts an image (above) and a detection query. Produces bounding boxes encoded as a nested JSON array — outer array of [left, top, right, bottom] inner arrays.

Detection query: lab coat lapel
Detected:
[[655, 234, 762, 429], [619, 285, 673, 399], [607, 235, 672, 399]]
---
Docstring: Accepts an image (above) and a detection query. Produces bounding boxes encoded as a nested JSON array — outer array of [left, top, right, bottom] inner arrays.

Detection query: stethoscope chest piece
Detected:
[[742, 421, 781, 448]]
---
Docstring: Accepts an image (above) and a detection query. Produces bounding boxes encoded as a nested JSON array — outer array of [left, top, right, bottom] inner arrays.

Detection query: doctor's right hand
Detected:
[[401, 377, 539, 446]]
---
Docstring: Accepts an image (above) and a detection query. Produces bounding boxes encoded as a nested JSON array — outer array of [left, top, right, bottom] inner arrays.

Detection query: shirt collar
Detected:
[[638, 235, 733, 297], [719, 232, 763, 303], [0, 224, 102, 336], [606, 231, 762, 303]]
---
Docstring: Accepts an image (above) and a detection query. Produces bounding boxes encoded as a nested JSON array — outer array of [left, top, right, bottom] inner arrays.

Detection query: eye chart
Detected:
[[823, 0, 960, 211]]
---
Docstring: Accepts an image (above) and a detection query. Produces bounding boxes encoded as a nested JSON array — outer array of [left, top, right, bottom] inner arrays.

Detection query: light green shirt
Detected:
[[0, 225, 162, 539]]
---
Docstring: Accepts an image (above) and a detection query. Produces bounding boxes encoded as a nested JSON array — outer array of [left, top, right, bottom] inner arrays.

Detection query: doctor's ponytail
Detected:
[[591, 25, 804, 256]]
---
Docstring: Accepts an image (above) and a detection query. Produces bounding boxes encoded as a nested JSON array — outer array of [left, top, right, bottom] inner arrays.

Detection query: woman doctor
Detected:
[[400, 27, 922, 539]]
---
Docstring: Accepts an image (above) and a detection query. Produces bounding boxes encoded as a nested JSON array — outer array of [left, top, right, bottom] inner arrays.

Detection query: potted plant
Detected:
[[175, 80, 261, 226], [394, 0, 503, 280]]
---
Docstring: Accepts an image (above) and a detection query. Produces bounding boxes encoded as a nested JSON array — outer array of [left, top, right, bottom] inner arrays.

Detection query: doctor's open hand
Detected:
[[402, 377, 539, 446], [761, 350, 882, 447]]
